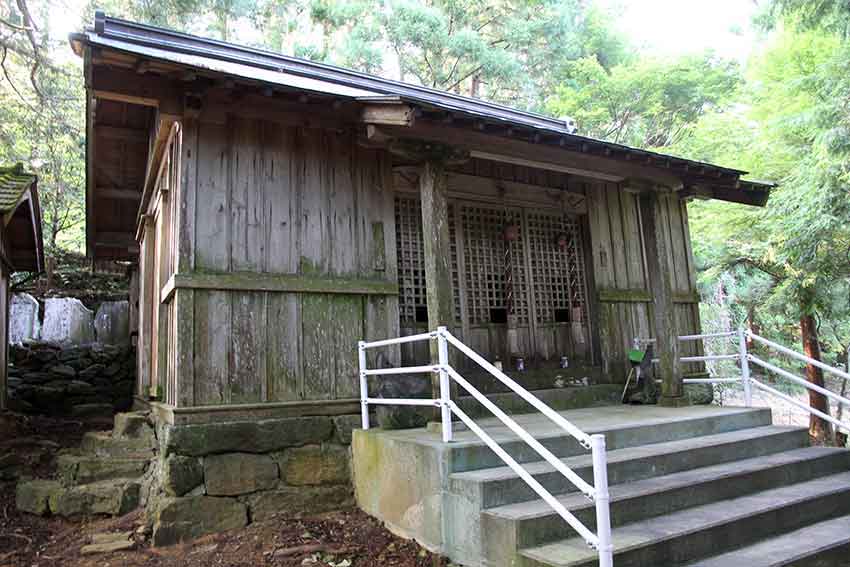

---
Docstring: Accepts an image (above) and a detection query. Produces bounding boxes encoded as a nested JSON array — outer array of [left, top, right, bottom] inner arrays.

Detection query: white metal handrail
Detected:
[[638, 328, 850, 434], [358, 327, 613, 567]]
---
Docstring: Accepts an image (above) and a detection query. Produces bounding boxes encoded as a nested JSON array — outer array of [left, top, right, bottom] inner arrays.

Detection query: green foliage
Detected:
[[546, 53, 741, 148], [0, 0, 86, 254]]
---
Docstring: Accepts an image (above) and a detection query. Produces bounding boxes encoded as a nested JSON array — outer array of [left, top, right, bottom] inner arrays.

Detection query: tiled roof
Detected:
[[0, 163, 36, 213]]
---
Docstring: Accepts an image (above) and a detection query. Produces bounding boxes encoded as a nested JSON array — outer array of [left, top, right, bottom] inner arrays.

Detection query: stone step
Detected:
[[81, 431, 155, 458], [455, 385, 620, 421], [56, 452, 149, 486], [51, 479, 141, 517], [448, 406, 772, 474], [112, 411, 155, 441], [451, 425, 808, 508], [686, 514, 850, 567], [480, 447, 850, 565], [518, 471, 850, 567], [16, 478, 141, 517]]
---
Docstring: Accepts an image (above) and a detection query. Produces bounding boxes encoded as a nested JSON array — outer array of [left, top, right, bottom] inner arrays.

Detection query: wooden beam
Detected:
[[376, 122, 684, 188], [162, 271, 398, 299], [470, 150, 623, 183], [360, 100, 416, 127], [90, 65, 183, 116]]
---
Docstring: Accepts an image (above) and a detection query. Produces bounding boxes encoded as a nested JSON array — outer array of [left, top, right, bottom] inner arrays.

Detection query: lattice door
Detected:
[[460, 205, 529, 325], [526, 211, 588, 325]]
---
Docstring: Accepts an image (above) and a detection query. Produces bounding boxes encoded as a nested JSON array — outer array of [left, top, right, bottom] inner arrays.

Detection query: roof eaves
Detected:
[[79, 15, 753, 180]]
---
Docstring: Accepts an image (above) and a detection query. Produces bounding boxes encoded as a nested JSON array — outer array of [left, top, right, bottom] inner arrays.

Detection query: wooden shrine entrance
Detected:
[[395, 194, 591, 369]]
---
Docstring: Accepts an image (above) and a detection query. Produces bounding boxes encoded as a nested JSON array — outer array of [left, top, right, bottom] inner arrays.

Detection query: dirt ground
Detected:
[[0, 412, 449, 567]]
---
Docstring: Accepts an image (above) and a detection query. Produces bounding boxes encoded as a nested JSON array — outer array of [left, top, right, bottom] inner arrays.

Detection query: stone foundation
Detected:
[[7, 342, 136, 416], [147, 414, 360, 545]]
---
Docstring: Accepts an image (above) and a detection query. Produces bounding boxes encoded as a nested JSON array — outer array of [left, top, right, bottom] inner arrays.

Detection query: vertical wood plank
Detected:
[[329, 132, 357, 276], [230, 117, 265, 272], [194, 121, 230, 270], [605, 184, 628, 290], [620, 191, 646, 289], [172, 288, 195, 407], [299, 129, 329, 274], [264, 124, 299, 274], [333, 296, 365, 399], [266, 292, 302, 401], [230, 291, 267, 403], [177, 119, 198, 273], [301, 293, 334, 400], [193, 290, 231, 404]]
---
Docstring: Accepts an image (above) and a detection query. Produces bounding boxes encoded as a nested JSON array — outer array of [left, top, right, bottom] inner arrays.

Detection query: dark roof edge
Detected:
[[79, 13, 756, 181]]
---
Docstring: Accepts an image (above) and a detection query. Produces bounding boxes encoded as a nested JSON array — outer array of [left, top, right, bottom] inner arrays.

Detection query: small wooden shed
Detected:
[[70, 14, 771, 424], [0, 164, 43, 409]]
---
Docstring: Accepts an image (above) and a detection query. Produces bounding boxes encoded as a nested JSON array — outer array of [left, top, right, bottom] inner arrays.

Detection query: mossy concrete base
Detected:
[[658, 395, 691, 408]]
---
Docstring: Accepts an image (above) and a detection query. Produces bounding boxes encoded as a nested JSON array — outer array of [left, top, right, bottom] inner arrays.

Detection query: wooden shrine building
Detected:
[[0, 164, 43, 409], [70, 14, 772, 420]]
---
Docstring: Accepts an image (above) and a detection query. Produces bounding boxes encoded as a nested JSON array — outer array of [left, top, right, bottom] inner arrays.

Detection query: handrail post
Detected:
[[738, 327, 752, 407], [358, 341, 370, 430], [591, 434, 613, 567], [437, 326, 453, 443]]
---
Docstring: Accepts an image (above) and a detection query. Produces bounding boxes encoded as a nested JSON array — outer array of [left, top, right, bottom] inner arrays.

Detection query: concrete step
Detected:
[[80, 431, 155, 458], [456, 385, 620, 421], [449, 406, 772, 473], [519, 471, 850, 567], [686, 514, 850, 567], [451, 425, 808, 508], [56, 452, 150, 486], [481, 447, 850, 565]]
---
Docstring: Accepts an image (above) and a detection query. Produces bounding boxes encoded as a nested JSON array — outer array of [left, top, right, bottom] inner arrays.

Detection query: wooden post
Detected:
[[387, 139, 467, 414], [420, 160, 455, 338], [639, 191, 686, 406]]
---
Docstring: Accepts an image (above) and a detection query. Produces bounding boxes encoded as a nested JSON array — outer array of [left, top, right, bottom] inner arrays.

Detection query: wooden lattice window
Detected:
[[461, 205, 529, 325], [526, 212, 588, 324], [395, 196, 427, 324]]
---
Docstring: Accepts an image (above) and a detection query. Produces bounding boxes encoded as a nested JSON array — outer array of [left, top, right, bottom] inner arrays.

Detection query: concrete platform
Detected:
[[353, 404, 775, 564]]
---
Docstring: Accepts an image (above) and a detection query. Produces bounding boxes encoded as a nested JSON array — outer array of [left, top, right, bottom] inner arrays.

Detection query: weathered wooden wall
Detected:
[[586, 183, 703, 381], [165, 115, 398, 407]]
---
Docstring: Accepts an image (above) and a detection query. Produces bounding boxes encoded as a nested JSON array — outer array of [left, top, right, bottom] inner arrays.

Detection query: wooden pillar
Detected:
[[420, 160, 455, 343], [639, 191, 686, 406]]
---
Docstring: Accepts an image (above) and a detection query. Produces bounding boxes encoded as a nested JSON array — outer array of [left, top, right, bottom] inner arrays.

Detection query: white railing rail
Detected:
[[358, 327, 613, 567], [637, 329, 850, 434]]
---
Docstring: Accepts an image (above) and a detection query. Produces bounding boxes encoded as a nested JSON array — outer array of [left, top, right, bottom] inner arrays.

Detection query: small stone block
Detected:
[[204, 453, 278, 496]]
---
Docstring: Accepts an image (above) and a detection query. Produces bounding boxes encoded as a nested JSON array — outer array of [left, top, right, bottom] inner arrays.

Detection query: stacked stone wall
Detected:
[[7, 343, 136, 416], [148, 414, 361, 545]]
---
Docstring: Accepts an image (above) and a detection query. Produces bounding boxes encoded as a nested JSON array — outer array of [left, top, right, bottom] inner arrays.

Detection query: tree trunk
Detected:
[[747, 304, 761, 349], [800, 310, 832, 443]]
